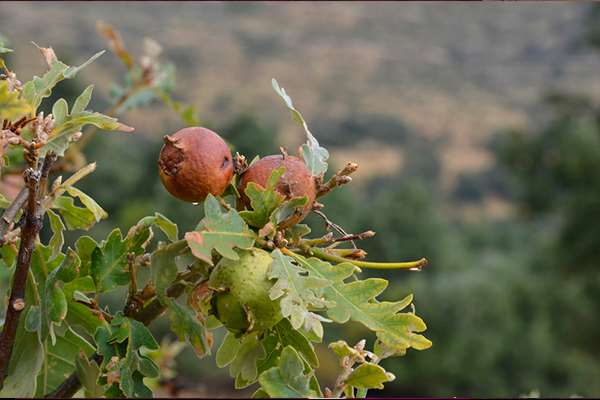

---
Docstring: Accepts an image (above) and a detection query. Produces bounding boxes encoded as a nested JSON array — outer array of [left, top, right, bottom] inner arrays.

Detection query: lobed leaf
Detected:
[[150, 239, 187, 298], [22, 60, 69, 113], [95, 314, 159, 398], [268, 249, 332, 333], [42, 110, 133, 157], [126, 212, 178, 246], [329, 340, 361, 360], [52, 196, 101, 231], [292, 253, 432, 354], [162, 297, 211, 358], [345, 363, 395, 390], [239, 166, 286, 228], [272, 319, 319, 368], [75, 351, 103, 398], [91, 228, 129, 292], [258, 346, 317, 398], [185, 194, 255, 265]]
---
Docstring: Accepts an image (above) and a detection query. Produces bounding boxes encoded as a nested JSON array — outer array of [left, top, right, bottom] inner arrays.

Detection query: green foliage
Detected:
[[268, 249, 332, 334], [95, 314, 159, 397], [43, 85, 133, 157], [240, 166, 286, 228], [35, 327, 95, 397], [91, 229, 130, 292], [290, 253, 432, 353], [21, 50, 104, 113], [258, 346, 317, 398], [185, 194, 255, 264], [0, 38, 432, 400]]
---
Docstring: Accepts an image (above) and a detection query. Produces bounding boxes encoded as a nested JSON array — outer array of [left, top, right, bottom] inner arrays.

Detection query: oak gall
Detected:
[[158, 127, 233, 202], [238, 155, 316, 228]]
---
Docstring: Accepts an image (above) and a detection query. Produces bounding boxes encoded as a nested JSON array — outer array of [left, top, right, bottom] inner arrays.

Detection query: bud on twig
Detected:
[[12, 298, 25, 311]]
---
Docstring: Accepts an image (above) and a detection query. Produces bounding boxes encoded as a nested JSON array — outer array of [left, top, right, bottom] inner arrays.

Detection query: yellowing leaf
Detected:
[[0, 80, 31, 120], [345, 363, 395, 390]]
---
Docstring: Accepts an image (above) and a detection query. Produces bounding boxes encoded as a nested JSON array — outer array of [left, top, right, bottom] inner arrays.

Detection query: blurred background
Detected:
[[2, 1, 600, 397]]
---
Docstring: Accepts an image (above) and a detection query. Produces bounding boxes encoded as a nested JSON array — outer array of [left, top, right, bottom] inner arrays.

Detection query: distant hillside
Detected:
[[2, 2, 599, 189]]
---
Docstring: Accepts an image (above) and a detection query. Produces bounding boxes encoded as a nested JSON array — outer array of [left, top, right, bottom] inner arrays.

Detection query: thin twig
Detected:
[[313, 209, 357, 248], [0, 154, 55, 388], [0, 187, 29, 245]]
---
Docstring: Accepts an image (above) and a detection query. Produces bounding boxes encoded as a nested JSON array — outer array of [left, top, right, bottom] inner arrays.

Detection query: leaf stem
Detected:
[[303, 247, 428, 270]]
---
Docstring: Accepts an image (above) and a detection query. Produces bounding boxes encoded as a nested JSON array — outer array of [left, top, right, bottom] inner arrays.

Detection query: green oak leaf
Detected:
[[272, 78, 329, 177], [271, 196, 308, 226], [75, 235, 98, 276], [150, 239, 188, 297], [95, 314, 159, 398], [258, 346, 317, 398], [63, 276, 103, 335], [126, 212, 179, 251], [185, 194, 255, 265], [64, 186, 107, 223], [35, 327, 95, 397], [273, 319, 319, 368], [345, 363, 395, 390], [0, 80, 32, 120], [216, 332, 242, 368], [52, 196, 100, 231], [91, 228, 129, 292], [268, 249, 332, 332], [286, 224, 311, 244], [162, 297, 211, 358], [71, 84, 94, 115], [46, 209, 65, 261], [22, 61, 68, 113], [38, 248, 81, 343], [220, 332, 266, 388], [0, 320, 44, 397], [239, 166, 286, 228], [51, 98, 68, 124], [22, 50, 104, 113], [293, 254, 432, 354], [75, 351, 103, 398], [43, 110, 133, 157]]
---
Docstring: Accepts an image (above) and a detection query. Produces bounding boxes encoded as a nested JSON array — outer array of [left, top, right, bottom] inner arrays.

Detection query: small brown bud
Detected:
[[70, 131, 83, 142], [12, 298, 25, 311], [341, 162, 359, 176]]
